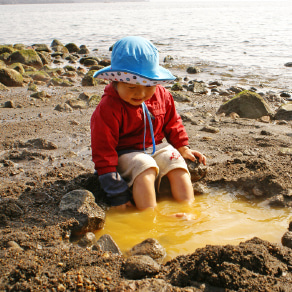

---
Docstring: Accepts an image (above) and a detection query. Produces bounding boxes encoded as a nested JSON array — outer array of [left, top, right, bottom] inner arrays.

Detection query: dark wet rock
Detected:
[[171, 91, 191, 102], [280, 92, 291, 98], [63, 65, 76, 72], [209, 80, 223, 86], [59, 189, 106, 235], [188, 81, 208, 94], [129, 238, 166, 263], [32, 44, 51, 53], [171, 83, 183, 91], [284, 62, 292, 67], [79, 56, 101, 65], [98, 59, 111, 67], [83, 58, 98, 67], [0, 198, 24, 218], [78, 92, 91, 101], [93, 234, 122, 255], [282, 231, 292, 249], [9, 49, 43, 69], [78, 232, 97, 248], [122, 255, 161, 280], [200, 125, 220, 133], [186, 159, 208, 182], [66, 99, 87, 109], [37, 51, 52, 65], [78, 45, 90, 55], [51, 45, 69, 56], [217, 90, 274, 119], [50, 39, 63, 47], [0, 67, 23, 87], [54, 103, 73, 112], [4, 100, 15, 108], [0, 82, 9, 91], [187, 66, 201, 74], [65, 43, 80, 53], [274, 103, 292, 120], [228, 86, 245, 94]]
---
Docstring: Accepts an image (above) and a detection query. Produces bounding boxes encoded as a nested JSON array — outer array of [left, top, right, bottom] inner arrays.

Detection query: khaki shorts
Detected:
[[117, 142, 190, 191]]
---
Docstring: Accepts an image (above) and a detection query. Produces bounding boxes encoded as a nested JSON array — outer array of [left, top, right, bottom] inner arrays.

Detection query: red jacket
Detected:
[[90, 83, 189, 175]]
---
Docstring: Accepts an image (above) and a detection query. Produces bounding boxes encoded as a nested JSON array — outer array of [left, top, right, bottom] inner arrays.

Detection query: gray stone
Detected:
[[171, 91, 191, 102], [200, 125, 220, 133], [187, 66, 201, 74], [59, 189, 105, 234], [282, 231, 292, 249], [54, 103, 73, 112], [93, 234, 122, 255], [284, 62, 292, 67], [188, 81, 208, 94], [186, 159, 208, 182], [275, 103, 292, 121], [122, 255, 161, 280], [217, 90, 274, 119], [129, 238, 166, 263], [78, 232, 97, 248], [66, 99, 87, 109]]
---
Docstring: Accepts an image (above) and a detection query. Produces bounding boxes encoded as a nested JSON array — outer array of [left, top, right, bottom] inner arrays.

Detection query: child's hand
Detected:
[[178, 146, 207, 165]]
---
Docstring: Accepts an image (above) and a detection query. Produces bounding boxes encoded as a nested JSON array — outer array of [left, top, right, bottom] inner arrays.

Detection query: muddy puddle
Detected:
[[95, 187, 292, 261]]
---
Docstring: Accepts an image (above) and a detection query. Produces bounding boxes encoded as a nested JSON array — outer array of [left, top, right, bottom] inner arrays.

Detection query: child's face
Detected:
[[116, 82, 156, 106]]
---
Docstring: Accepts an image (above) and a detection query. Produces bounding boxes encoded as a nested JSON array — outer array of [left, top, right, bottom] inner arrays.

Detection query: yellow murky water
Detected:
[[95, 188, 292, 261]]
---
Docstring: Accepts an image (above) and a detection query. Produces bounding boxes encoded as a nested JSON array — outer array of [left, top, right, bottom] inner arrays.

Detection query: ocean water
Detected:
[[1, 0, 292, 88]]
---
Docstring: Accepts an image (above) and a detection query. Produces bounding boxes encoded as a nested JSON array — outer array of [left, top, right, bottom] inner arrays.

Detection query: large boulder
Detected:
[[217, 90, 273, 119], [65, 43, 80, 53], [0, 67, 23, 87], [9, 49, 43, 69], [274, 103, 292, 120], [59, 189, 106, 235], [0, 45, 15, 55]]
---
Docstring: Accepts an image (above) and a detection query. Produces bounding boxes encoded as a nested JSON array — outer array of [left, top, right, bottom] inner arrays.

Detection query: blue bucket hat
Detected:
[[93, 36, 175, 86]]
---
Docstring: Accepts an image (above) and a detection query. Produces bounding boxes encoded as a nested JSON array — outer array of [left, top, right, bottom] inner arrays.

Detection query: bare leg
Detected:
[[167, 168, 194, 203], [133, 167, 157, 210]]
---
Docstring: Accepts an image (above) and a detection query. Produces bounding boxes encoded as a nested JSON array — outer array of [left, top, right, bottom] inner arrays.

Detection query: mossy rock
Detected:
[[0, 67, 23, 87], [49, 77, 74, 87], [9, 63, 25, 75], [0, 45, 15, 55], [37, 51, 52, 65], [30, 90, 51, 99], [24, 70, 51, 82], [81, 70, 99, 86], [27, 82, 38, 92], [171, 83, 183, 91], [51, 39, 63, 47], [80, 56, 101, 65], [64, 65, 77, 72], [13, 44, 26, 50], [32, 44, 51, 52], [9, 49, 43, 69], [0, 52, 10, 62], [88, 94, 102, 106], [65, 43, 80, 53], [51, 45, 69, 55], [22, 64, 38, 72], [217, 90, 274, 119]]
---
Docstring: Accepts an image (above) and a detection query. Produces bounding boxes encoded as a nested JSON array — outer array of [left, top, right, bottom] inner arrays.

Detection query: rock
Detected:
[[228, 86, 245, 94], [4, 100, 15, 108], [0, 82, 9, 91], [282, 231, 292, 248], [78, 232, 97, 248], [187, 66, 201, 74], [209, 80, 223, 86], [7, 241, 23, 250], [51, 45, 69, 55], [9, 63, 25, 75], [171, 83, 183, 91], [51, 39, 63, 47], [278, 148, 292, 156], [82, 70, 99, 86], [24, 71, 51, 82], [66, 99, 87, 109], [24, 138, 57, 150], [37, 51, 52, 65], [200, 125, 220, 133], [274, 103, 292, 120], [32, 44, 51, 52], [122, 255, 161, 280], [65, 43, 80, 53], [59, 189, 106, 235], [78, 92, 91, 101], [0, 67, 23, 87], [217, 90, 274, 119], [188, 81, 208, 94], [186, 159, 208, 181], [171, 91, 191, 102], [93, 234, 122, 255], [0, 45, 15, 54], [163, 55, 174, 62], [129, 238, 166, 263], [49, 77, 73, 87], [78, 45, 90, 55], [9, 49, 43, 69], [30, 91, 51, 100], [54, 103, 73, 112], [98, 59, 111, 67], [284, 62, 292, 67], [83, 58, 98, 67], [27, 82, 38, 92]]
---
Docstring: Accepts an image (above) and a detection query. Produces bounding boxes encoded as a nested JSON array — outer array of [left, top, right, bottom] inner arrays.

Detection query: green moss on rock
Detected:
[[24, 70, 51, 82], [0, 67, 23, 87], [0, 45, 15, 55], [9, 49, 43, 69]]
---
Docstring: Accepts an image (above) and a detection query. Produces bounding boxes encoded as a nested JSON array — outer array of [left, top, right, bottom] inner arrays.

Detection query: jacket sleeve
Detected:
[[162, 89, 189, 149]]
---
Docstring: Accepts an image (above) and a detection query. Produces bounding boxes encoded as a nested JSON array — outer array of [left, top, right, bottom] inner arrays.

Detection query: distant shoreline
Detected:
[[0, 0, 148, 4]]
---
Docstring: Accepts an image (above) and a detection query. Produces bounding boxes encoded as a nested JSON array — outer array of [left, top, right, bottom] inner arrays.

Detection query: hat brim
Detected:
[[93, 65, 175, 86]]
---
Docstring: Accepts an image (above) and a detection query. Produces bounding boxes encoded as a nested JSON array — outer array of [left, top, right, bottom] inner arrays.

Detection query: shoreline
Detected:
[[1, 41, 292, 290]]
